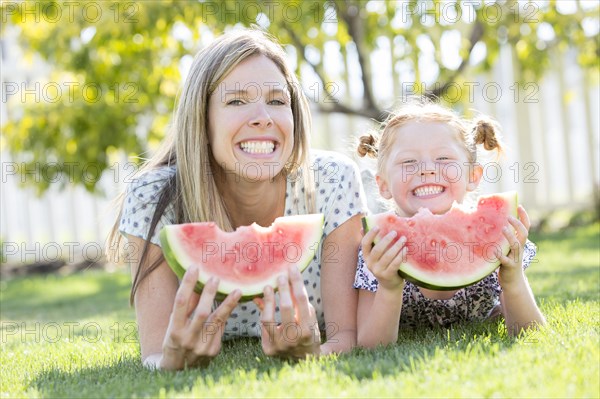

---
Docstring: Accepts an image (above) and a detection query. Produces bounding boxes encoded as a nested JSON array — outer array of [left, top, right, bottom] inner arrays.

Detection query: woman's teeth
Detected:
[[413, 185, 444, 197], [240, 141, 275, 154]]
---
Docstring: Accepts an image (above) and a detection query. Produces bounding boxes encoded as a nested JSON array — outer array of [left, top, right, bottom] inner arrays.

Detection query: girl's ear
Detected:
[[467, 163, 483, 192], [376, 174, 393, 200]]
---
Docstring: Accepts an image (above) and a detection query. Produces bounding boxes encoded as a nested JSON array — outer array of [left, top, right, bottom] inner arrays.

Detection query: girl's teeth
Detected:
[[414, 186, 444, 197], [240, 141, 275, 154]]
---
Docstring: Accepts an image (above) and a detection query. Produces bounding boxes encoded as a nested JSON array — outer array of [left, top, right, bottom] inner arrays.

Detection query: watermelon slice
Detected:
[[160, 214, 324, 300], [362, 192, 518, 290]]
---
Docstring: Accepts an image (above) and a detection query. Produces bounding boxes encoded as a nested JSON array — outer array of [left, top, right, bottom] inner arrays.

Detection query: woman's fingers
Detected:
[[277, 273, 295, 325], [288, 266, 312, 325], [207, 289, 242, 330], [253, 297, 265, 312], [260, 285, 276, 325], [186, 291, 201, 317], [171, 265, 200, 330], [259, 285, 277, 354], [255, 269, 322, 358], [189, 277, 220, 335]]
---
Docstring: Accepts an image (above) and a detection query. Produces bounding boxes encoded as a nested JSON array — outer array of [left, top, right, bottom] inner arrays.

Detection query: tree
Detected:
[[2, 0, 598, 192]]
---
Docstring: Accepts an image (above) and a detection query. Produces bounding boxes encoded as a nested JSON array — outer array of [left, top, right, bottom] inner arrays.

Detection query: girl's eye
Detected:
[[437, 157, 449, 161], [401, 159, 417, 165], [227, 99, 244, 105], [268, 99, 286, 106]]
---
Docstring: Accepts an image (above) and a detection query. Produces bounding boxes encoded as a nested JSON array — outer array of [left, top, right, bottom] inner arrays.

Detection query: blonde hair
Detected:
[[107, 29, 314, 303], [357, 99, 504, 175]]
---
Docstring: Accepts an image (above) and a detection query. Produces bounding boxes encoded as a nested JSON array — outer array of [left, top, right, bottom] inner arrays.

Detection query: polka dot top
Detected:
[[119, 150, 368, 340], [354, 241, 538, 328]]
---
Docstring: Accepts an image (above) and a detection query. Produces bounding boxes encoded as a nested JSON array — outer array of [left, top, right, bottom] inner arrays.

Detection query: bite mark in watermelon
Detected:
[[160, 214, 324, 301], [362, 192, 518, 290]]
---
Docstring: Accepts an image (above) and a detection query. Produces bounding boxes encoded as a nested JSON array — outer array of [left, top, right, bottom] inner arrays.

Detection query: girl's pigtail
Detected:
[[473, 117, 504, 155], [357, 134, 379, 158]]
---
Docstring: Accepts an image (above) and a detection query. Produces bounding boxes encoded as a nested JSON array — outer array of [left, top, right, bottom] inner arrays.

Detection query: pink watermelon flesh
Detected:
[[363, 192, 518, 290], [160, 214, 324, 300]]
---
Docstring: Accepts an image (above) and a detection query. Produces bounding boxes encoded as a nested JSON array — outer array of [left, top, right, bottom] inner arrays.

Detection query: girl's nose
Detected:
[[248, 103, 273, 128], [420, 161, 436, 175]]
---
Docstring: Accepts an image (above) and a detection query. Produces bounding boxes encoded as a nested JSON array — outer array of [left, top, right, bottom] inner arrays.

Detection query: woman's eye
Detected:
[[227, 99, 244, 105], [268, 99, 286, 105], [437, 157, 451, 161], [401, 159, 416, 165]]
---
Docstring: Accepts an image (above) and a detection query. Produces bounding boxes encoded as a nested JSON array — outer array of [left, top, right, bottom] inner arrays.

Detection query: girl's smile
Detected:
[[412, 184, 445, 198], [376, 121, 482, 216]]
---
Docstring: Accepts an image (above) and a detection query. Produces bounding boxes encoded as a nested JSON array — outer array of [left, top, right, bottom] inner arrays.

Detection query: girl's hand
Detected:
[[361, 227, 406, 292], [254, 265, 321, 360], [497, 205, 530, 286], [159, 265, 241, 370]]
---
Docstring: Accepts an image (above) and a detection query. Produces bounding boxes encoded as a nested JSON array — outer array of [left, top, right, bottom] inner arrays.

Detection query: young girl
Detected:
[[107, 29, 368, 369], [354, 101, 545, 348]]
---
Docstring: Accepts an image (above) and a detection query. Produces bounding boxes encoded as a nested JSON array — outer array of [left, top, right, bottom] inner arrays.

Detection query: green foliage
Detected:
[[2, 0, 598, 192], [1, 221, 598, 397]]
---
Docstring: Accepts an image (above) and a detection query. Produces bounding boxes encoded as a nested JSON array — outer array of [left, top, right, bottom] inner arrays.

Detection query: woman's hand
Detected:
[[159, 265, 241, 370], [361, 227, 406, 292], [254, 265, 321, 360], [497, 205, 530, 287]]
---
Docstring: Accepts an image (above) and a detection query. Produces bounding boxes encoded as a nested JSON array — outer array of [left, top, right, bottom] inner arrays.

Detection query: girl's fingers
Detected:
[[171, 265, 199, 330], [375, 236, 406, 272], [508, 216, 528, 246], [502, 226, 520, 248], [369, 230, 398, 262], [361, 227, 379, 255], [496, 250, 508, 265], [498, 227, 522, 266], [517, 205, 531, 231], [388, 245, 408, 272]]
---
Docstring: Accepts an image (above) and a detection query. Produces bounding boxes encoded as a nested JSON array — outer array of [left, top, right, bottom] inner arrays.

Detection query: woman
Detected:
[[107, 29, 367, 369]]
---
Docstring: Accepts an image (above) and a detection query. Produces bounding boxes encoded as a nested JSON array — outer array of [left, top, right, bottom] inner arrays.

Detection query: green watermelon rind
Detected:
[[362, 192, 519, 291], [160, 214, 324, 302]]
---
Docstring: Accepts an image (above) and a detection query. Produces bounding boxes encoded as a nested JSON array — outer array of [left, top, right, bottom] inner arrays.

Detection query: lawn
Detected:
[[1, 222, 599, 398]]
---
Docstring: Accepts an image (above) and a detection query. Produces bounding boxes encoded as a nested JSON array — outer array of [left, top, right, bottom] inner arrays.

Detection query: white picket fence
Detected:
[[1, 44, 598, 265]]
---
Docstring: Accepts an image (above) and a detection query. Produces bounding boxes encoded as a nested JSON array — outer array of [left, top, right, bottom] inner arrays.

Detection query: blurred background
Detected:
[[1, 0, 598, 267]]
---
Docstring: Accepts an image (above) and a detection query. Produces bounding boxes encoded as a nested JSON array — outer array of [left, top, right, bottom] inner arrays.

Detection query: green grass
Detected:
[[1, 222, 599, 398]]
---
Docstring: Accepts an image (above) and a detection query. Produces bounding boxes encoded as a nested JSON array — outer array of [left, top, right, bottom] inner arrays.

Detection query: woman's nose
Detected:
[[248, 103, 273, 128]]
